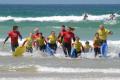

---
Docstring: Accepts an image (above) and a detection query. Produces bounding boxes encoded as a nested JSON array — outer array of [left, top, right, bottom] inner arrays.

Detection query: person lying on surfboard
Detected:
[[35, 32, 47, 52], [3, 26, 22, 52], [84, 41, 92, 53], [93, 33, 101, 58], [22, 33, 34, 53], [71, 37, 84, 58]]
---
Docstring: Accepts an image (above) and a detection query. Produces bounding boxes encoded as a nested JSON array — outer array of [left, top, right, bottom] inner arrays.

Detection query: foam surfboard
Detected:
[[45, 44, 55, 56], [13, 46, 26, 57], [101, 43, 108, 57], [71, 48, 78, 58]]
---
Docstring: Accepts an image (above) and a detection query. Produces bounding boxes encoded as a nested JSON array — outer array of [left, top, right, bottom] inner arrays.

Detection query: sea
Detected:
[[0, 4, 120, 80]]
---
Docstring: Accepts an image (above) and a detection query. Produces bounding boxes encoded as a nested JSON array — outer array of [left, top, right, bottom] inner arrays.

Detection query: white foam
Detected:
[[1, 64, 120, 74], [35, 65, 120, 73], [0, 78, 120, 80], [0, 14, 119, 22], [0, 38, 120, 58]]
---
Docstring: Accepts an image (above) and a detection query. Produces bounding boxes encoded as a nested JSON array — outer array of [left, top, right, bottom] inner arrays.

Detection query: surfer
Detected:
[[57, 25, 66, 43], [22, 33, 34, 53], [97, 25, 113, 45], [35, 33, 47, 52], [32, 27, 41, 50], [47, 31, 57, 53], [83, 13, 88, 20], [71, 37, 84, 58], [61, 27, 75, 57], [109, 13, 115, 20], [93, 33, 101, 58], [84, 41, 92, 53], [3, 26, 22, 52]]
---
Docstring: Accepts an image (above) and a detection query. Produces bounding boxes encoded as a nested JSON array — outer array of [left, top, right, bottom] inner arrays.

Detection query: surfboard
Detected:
[[45, 44, 55, 56], [71, 48, 78, 58], [101, 43, 108, 57], [13, 46, 26, 57]]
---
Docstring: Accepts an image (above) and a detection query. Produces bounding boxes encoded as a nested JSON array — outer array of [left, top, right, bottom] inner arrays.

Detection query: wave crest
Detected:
[[0, 14, 119, 22]]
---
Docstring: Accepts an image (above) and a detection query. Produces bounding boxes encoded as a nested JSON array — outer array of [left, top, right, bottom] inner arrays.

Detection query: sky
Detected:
[[0, 0, 120, 4]]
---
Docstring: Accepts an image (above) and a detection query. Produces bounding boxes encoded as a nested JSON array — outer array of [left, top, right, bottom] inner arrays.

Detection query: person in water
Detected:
[[36, 33, 47, 52], [71, 37, 84, 58], [22, 33, 34, 53], [3, 26, 22, 52], [97, 25, 113, 45], [109, 13, 115, 20], [84, 41, 92, 53], [32, 27, 41, 49], [83, 13, 88, 20], [93, 33, 101, 58], [47, 31, 57, 53], [61, 27, 75, 57], [57, 25, 66, 43]]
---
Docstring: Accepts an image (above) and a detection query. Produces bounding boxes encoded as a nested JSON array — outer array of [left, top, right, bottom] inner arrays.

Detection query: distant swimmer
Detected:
[[83, 13, 88, 20], [109, 13, 115, 20]]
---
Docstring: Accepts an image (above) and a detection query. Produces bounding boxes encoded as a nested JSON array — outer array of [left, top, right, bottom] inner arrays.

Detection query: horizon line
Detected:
[[0, 3, 120, 5]]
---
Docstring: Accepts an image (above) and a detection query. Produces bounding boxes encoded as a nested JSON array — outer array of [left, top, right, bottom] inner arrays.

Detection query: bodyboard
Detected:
[[101, 43, 108, 57], [71, 48, 77, 58], [45, 44, 55, 56], [13, 46, 26, 57]]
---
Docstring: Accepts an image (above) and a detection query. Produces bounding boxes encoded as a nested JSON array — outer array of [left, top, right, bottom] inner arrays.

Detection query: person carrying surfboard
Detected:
[[97, 25, 113, 45], [3, 25, 22, 52], [35, 32, 47, 52], [61, 27, 76, 57], [71, 37, 84, 58], [47, 31, 57, 54], [93, 33, 101, 58], [22, 33, 34, 53]]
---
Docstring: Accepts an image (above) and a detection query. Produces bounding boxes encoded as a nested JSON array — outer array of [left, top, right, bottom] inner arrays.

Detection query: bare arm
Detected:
[[22, 40, 27, 46]]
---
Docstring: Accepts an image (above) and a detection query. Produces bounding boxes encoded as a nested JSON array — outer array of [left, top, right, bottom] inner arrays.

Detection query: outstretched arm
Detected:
[[109, 31, 113, 35], [3, 36, 9, 44], [22, 40, 27, 47], [19, 34, 22, 40], [81, 45, 85, 53], [72, 34, 75, 42]]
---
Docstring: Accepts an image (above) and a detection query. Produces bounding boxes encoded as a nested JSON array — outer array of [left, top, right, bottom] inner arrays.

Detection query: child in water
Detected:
[[84, 41, 92, 53], [47, 31, 57, 53], [71, 37, 84, 58], [93, 33, 101, 58], [22, 33, 34, 53], [36, 33, 47, 52]]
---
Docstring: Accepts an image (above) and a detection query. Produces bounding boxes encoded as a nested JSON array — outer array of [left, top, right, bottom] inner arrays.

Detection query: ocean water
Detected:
[[0, 4, 120, 80], [0, 4, 120, 40]]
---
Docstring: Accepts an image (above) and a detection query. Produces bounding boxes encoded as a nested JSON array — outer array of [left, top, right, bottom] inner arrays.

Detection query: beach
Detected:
[[0, 4, 120, 80]]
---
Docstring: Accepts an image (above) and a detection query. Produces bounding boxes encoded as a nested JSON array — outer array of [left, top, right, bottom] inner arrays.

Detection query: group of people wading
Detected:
[[3, 24, 112, 58]]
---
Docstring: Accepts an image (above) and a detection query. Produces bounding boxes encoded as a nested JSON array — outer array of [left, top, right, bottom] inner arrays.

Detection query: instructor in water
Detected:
[[61, 27, 75, 57], [97, 25, 113, 44], [3, 26, 22, 52]]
